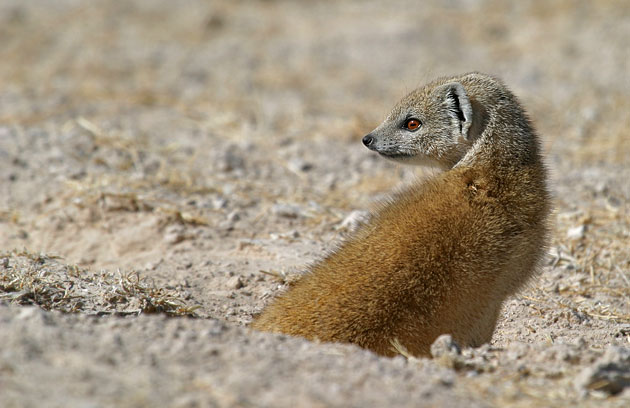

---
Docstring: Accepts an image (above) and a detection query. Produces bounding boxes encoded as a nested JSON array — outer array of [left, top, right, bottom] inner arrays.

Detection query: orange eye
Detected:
[[404, 118, 421, 131]]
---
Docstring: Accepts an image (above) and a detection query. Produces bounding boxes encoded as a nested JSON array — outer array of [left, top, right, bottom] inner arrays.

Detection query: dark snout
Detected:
[[362, 133, 376, 150]]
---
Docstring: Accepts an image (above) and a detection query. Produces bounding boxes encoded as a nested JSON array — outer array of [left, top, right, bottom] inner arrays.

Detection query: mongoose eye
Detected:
[[403, 118, 422, 131]]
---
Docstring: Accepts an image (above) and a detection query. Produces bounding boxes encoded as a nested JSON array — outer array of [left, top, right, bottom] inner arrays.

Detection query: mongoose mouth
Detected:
[[377, 151, 414, 160]]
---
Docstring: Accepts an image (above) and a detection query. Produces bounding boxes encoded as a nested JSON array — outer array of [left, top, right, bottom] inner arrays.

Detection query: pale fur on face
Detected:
[[363, 73, 497, 170]]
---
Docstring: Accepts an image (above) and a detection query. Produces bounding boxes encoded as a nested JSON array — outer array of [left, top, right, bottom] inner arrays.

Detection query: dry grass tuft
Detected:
[[0, 250, 199, 317], [524, 197, 630, 324], [390, 338, 416, 359], [258, 269, 288, 284], [66, 179, 210, 227]]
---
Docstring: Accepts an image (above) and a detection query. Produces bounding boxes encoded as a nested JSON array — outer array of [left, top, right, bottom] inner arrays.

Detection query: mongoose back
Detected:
[[251, 72, 551, 357]]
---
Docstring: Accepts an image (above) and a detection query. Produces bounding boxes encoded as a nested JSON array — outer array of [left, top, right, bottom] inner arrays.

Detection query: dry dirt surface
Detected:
[[1, 1, 629, 407]]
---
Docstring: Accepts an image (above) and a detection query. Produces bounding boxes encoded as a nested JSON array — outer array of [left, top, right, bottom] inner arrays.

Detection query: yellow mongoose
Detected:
[[251, 73, 551, 357]]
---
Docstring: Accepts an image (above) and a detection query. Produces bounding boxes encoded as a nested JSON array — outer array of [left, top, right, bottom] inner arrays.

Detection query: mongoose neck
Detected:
[[457, 102, 542, 170]]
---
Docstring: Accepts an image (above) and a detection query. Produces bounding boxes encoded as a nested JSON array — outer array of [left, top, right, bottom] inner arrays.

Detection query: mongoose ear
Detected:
[[437, 82, 473, 140]]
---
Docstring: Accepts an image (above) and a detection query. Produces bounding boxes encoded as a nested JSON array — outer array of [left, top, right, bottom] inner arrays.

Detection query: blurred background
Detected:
[[0, 0, 628, 267], [1, 0, 628, 159]]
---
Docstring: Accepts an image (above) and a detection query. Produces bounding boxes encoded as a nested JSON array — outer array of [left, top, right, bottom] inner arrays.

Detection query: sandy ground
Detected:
[[1, 0, 629, 407]]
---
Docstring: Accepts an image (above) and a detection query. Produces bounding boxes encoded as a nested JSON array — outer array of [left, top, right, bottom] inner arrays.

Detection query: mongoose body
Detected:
[[251, 73, 551, 357]]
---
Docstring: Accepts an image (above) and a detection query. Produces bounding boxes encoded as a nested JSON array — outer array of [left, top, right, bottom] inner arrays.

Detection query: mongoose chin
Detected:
[[251, 72, 551, 357]]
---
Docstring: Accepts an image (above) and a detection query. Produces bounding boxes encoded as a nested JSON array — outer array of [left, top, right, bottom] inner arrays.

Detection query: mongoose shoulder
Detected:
[[251, 72, 551, 357]]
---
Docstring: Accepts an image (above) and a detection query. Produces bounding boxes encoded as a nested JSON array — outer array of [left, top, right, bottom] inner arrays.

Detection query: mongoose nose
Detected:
[[362, 134, 375, 147]]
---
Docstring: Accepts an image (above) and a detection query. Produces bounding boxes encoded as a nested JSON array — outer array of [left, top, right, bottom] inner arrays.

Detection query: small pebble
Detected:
[[227, 210, 240, 222], [164, 230, 186, 244], [287, 158, 313, 173], [430, 334, 461, 359], [567, 225, 586, 240], [226, 275, 244, 290], [575, 345, 630, 395], [272, 203, 302, 218], [211, 197, 228, 209]]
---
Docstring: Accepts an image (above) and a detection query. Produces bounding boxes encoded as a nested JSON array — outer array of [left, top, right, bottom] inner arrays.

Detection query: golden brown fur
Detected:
[[251, 73, 551, 357]]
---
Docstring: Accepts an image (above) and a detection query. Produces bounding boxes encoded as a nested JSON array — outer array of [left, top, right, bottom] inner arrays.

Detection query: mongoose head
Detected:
[[362, 73, 494, 169]]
